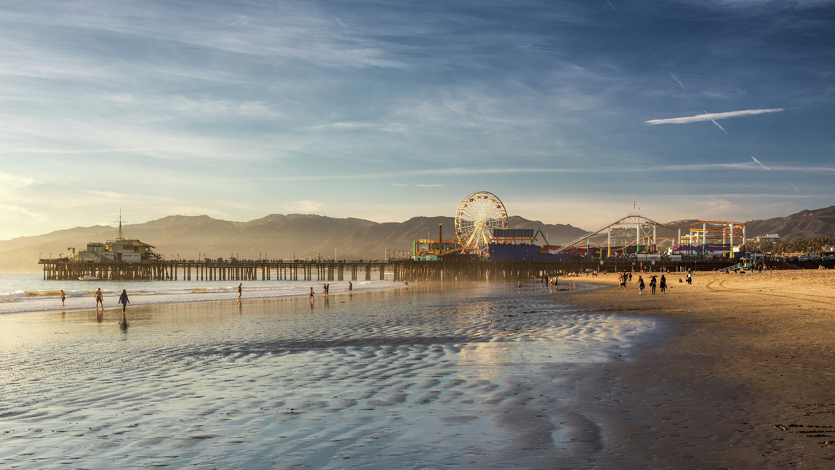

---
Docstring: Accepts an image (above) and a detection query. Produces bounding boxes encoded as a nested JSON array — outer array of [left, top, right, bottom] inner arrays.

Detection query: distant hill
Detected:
[[743, 206, 835, 240], [0, 214, 587, 273], [5, 206, 832, 273]]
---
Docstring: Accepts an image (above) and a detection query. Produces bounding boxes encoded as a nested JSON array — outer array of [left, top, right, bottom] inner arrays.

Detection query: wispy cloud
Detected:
[[284, 200, 324, 212], [646, 108, 785, 125], [390, 183, 444, 188], [249, 161, 835, 183], [0, 171, 35, 190]]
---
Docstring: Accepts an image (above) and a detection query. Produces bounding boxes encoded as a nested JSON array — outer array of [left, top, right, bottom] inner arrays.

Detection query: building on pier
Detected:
[[73, 213, 160, 263], [75, 214, 160, 264], [77, 239, 159, 263]]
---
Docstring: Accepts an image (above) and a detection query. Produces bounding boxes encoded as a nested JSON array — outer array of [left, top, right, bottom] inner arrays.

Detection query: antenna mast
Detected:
[[115, 209, 128, 241]]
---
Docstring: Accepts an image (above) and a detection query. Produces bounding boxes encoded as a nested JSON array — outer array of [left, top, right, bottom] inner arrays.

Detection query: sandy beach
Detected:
[[559, 269, 835, 469], [2, 272, 834, 469]]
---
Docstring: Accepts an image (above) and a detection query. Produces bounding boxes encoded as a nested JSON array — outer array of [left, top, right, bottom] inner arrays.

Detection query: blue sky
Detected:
[[1, 0, 834, 239]]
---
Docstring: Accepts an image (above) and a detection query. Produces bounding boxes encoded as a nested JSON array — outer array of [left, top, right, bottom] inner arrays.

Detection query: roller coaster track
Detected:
[[555, 214, 746, 254]]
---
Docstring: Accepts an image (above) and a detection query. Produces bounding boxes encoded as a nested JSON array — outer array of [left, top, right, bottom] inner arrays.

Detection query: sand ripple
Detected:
[[0, 282, 657, 469]]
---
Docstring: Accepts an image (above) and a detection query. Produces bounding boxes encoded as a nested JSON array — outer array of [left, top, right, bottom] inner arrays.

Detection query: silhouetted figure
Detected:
[[118, 289, 130, 313], [95, 288, 104, 313]]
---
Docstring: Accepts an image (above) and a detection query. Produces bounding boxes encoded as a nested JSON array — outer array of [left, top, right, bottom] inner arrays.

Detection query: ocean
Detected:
[[0, 278, 660, 469], [0, 273, 394, 316]]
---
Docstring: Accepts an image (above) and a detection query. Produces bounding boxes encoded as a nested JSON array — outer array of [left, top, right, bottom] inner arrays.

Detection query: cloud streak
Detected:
[[646, 108, 785, 125]]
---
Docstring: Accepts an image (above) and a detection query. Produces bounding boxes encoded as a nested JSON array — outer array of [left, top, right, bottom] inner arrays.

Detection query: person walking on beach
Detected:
[[118, 289, 130, 314], [95, 288, 104, 313], [309, 287, 315, 305], [60, 289, 66, 307], [618, 273, 626, 290], [686, 270, 693, 285], [650, 275, 657, 295], [637, 276, 645, 295], [237, 283, 242, 303], [660, 274, 667, 294], [348, 281, 352, 295]]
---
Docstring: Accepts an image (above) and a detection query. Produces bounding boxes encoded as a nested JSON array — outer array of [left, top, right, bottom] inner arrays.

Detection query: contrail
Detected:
[[609, 1, 690, 93], [751, 156, 769, 170], [706, 111, 728, 134], [670, 72, 686, 90]]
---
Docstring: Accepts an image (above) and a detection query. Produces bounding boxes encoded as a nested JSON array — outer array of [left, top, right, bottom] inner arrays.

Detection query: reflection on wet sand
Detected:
[[0, 282, 655, 469]]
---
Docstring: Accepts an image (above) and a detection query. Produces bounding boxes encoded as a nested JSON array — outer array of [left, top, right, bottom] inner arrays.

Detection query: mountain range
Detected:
[[0, 214, 585, 273], [2, 206, 833, 273]]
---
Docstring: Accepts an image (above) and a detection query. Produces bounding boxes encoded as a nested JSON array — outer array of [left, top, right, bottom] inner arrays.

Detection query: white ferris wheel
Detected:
[[455, 191, 508, 254]]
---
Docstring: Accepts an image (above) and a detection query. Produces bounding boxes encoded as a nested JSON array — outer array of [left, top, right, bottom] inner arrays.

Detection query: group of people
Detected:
[[91, 288, 130, 312], [306, 281, 353, 305], [80, 278, 364, 319], [82, 287, 131, 325], [618, 272, 668, 295]]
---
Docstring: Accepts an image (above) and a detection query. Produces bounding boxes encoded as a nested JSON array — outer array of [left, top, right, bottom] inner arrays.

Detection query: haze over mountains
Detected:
[[0, 214, 586, 273], [2, 207, 833, 273]]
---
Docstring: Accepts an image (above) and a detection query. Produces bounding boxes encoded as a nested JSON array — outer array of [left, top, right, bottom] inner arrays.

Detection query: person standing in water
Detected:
[[95, 288, 104, 313], [60, 289, 66, 307], [237, 283, 242, 303], [309, 287, 315, 305], [118, 289, 130, 327], [118, 289, 130, 313], [348, 281, 353, 296]]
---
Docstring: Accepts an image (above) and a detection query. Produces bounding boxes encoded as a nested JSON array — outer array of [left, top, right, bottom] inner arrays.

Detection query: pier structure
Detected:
[[39, 259, 389, 282], [40, 257, 738, 283], [39, 258, 568, 283]]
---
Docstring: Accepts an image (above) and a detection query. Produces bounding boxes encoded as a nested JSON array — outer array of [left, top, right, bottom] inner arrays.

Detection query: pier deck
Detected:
[[39, 258, 738, 282]]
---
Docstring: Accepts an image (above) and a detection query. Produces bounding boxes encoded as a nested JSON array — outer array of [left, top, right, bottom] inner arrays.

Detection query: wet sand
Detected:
[[560, 270, 835, 469], [5, 272, 833, 469], [0, 282, 657, 469]]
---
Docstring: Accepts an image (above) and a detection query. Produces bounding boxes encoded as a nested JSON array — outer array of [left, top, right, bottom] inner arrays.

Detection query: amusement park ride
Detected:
[[413, 192, 748, 261], [413, 191, 544, 259], [554, 214, 747, 259]]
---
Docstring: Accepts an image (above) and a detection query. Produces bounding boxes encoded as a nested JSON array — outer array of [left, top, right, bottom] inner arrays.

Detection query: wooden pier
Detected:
[[39, 259, 391, 282], [39, 257, 738, 283]]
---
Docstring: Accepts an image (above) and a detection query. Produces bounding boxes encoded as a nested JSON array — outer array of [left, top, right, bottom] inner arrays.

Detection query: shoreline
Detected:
[[0, 275, 410, 317], [557, 270, 835, 468]]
